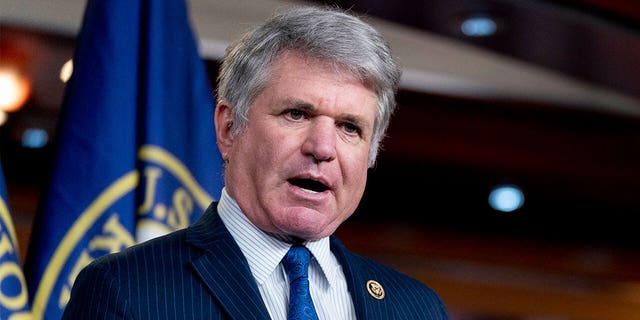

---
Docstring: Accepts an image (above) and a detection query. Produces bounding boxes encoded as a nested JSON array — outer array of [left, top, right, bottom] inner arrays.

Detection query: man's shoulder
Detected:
[[330, 235, 449, 318], [330, 235, 441, 293], [340, 246, 431, 289], [87, 227, 191, 271]]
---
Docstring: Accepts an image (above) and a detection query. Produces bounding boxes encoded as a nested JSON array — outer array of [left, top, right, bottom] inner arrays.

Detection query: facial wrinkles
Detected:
[[280, 82, 370, 186], [228, 51, 377, 240], [304, 99, 370, 232], [288, 61, 371, 218]]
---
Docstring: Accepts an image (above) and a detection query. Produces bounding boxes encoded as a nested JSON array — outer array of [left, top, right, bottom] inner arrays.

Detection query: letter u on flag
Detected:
[[1, 160, 31, 319], [23, 0, 224, 319]]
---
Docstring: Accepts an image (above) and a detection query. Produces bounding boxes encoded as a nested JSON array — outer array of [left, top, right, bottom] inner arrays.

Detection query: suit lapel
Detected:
[[331, 236, 393, 319], [186, 204, 271, 320], [184, 204, 394, 319]]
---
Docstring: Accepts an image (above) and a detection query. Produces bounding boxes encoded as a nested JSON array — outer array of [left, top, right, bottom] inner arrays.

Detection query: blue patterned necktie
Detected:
[[283, 245, 319, 320]]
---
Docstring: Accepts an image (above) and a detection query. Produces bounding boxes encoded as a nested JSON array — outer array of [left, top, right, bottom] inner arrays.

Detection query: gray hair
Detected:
[[216, 6, 401, 167]]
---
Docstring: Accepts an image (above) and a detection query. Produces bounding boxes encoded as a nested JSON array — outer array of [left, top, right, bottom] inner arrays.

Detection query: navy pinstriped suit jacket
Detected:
[[62, 203, 448, 319]]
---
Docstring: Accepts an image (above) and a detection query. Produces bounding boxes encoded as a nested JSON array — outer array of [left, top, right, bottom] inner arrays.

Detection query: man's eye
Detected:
[[287, 109, 305, 120], [342, 122, 361, 135]]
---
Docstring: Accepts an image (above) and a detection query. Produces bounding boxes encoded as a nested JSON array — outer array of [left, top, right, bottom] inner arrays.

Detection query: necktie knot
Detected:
[[284, 245, 311, 280], [283, 245, 319, 320]]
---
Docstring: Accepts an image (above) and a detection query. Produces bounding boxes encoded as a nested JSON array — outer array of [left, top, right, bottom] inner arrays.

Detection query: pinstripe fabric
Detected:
[[62, 202, 269, 320], [218, 189, 356, 319], [62, 202, 448, 319], [333, 237, 449, 320]]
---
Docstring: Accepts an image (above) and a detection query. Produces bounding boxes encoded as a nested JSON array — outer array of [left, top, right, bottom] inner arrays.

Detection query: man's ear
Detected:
[[214, 101, 234, 161]]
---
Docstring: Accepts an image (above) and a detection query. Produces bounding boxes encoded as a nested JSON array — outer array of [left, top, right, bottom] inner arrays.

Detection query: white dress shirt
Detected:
[[217, 188, 357, 319]]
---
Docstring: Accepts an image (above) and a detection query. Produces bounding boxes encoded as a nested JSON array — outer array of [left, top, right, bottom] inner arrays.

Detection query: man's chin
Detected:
[[272, 205, 341, 239]]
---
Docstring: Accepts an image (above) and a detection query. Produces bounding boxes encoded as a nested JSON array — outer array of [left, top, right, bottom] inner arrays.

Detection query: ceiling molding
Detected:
[[2, 0, 639, 116]]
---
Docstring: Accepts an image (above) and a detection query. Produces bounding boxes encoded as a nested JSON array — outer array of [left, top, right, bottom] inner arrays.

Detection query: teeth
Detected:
[[301, 188, 319, 194]]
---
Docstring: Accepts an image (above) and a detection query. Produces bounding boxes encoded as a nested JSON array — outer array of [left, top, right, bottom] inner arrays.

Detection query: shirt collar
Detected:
[[217, 188, 337, 288]]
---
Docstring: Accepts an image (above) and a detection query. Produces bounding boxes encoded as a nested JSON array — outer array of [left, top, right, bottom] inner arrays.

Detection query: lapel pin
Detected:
[[366, 280, 385, 300]]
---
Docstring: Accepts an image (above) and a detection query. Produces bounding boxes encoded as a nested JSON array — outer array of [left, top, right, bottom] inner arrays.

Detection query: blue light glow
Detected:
[[461, 16, 497, 37], [489, 184, 524, 212], [22, 128, 48, 148]]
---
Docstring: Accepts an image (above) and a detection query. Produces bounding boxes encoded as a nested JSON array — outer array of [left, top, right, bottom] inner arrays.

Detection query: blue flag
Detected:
[[1, 160, 31, 319], [23, 1, 224, 319]]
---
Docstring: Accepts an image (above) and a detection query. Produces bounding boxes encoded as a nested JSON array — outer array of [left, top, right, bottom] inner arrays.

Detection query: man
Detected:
[[63, 6, 448, 319]]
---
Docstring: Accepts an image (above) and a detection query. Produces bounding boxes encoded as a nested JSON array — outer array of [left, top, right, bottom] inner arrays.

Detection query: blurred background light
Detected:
[[21, 128, 49, 148], [0, 67, 31, 112], [489, 184, 525, 212], [461, 15, 497, 37], [60, 59, 73, 83], [0, 110, 7, 126]]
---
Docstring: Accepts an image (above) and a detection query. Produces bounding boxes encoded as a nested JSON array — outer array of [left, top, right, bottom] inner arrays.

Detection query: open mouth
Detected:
[[288, 178, 329, 193]]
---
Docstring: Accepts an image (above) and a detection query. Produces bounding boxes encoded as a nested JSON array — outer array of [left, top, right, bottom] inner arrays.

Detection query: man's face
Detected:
[[216, 50, 377, 241]]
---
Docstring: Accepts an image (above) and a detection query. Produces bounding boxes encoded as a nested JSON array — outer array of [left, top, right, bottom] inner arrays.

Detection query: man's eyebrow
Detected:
[[282, 98, 317, 112], [282, 98, 371, 130]]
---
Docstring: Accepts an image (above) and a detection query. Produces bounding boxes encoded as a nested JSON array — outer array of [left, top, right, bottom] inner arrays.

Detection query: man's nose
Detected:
[[301, 118, 337, 162]]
